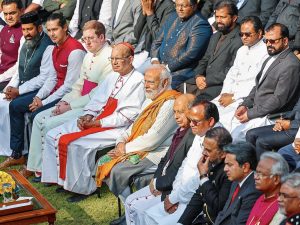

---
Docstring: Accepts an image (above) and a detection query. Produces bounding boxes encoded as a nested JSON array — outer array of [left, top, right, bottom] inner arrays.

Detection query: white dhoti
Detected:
[[27, 107, 84, 172], [41, 119, 125, 195], [0, 93, 12, 156], [212, 97, 242, 131], [144, 201, 187, 225], [125, 186, 161, 225], [230, 116, 274, 142]]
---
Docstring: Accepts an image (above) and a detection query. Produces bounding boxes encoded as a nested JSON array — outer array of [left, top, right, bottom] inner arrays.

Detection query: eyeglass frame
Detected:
[[253, 171, 275, 179], [175, 3, 193, 9], [262, 37, 283, 45], [108, 55, 132, 62], [239, 32, 256, 38]]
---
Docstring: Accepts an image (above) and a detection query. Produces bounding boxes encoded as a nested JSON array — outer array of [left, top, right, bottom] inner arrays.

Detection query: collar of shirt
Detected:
[[239, 171, 254, 187]]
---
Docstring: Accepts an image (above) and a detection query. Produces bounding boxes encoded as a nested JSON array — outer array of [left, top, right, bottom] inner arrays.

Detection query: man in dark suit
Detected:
[[190, 0, 242, 100], [246, 96, 300, 159], [214, 142, 261, 225], [231, 23, 300, 142], [237, 0, 278, 27], [177, 127, 232, 225]]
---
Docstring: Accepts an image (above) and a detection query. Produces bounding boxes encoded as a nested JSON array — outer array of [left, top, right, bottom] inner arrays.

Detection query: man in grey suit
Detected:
[[231, 23, 300, 142], [107, 0, 142, 46], [214, 142, 261, 225], [192, 0, 243, 100]]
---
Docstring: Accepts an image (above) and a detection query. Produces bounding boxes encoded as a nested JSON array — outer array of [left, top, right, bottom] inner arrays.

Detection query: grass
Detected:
[[0, 156, 121, 225]]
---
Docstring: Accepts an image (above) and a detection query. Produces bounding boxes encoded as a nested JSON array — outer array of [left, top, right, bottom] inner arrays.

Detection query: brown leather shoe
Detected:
[[0, 156, 26, 169], [19, 167, 34, 178]]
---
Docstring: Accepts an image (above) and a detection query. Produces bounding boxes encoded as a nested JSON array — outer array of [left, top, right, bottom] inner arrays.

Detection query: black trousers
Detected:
[[9, 91, 60, 157], [246, 125, 297, 159]]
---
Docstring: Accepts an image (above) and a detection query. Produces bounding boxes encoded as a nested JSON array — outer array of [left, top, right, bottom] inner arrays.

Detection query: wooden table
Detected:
[[0, 170, 57, 225]]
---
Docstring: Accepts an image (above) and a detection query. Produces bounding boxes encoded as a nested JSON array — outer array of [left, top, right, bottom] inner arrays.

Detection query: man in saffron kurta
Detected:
[[41, 43, 145, 202], [0, 0, 23, 91], [26, 20, 112, 177], [0, 13, 85, 169], [98, 65, 180, 204], [246, 152, 289, 225]]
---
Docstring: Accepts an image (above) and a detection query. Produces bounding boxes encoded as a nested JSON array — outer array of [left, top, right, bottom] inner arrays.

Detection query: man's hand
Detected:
[[52, 101, 71, 116], [293, 138, 300, 154], [149, 179, 162, 196], [77, 114, 94, 130], [29, 96, 42, 112], [294, 50, 300, 60], [141, 0, 155, 16], [151, 60, 160, 65], [219, 93, 234, 107], [196, 76, 207, 90], [164, 195, 178, 214], [198, 155, 209, 176], [273, 119, 291, 131], [4, 87, 19, 100], [107, 144, 126, 159], [235, 106, 249, 123]]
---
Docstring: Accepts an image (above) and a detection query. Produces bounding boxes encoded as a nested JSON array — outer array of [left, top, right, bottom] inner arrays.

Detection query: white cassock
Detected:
[[41, 69, 145, 195], [0, 46, 54, 156], [136, 135, 205, 225], [212, 39, 268, 131]]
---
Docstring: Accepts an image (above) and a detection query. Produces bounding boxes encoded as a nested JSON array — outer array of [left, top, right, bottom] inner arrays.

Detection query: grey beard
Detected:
[[25, 33, 41, 49]]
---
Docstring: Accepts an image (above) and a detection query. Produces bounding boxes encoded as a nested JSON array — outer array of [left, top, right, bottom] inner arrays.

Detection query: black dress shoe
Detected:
[[67, 193, 89, 203], [56, 187, 68, 193], [31, 176, 41, 183], [110, 215, 126, 225]]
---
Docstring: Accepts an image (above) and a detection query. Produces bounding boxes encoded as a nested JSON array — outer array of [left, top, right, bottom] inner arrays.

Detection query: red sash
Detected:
[[81, 79, 98, 96], [58, 97, 118, 180]]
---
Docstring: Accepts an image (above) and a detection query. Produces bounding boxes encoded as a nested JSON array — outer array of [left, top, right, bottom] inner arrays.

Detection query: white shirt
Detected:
[[221, 39, 268, 100]]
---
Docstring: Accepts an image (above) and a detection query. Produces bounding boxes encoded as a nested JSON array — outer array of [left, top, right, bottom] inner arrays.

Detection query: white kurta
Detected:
[[27, 44, 112, 172], [41, 70, 145, 195], [212, 39, 268, 131], [140, 135, 205, 225], [0, 46, 55, 156]]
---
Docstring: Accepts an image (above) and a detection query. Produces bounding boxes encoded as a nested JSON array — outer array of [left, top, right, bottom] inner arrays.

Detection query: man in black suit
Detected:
[[231, 23, 300, 142], [214, 142, 261, 225], [189, 0, 242, 100], [177, 127, 232, 225], [246, 96, 300, 159]]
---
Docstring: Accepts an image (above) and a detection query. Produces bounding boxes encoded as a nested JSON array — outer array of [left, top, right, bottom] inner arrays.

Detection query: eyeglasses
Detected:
[[108, 56, 131, 62], [263, 37, 283, 44], [254, 171, 274, 179], [81, 36, 96, 43], [175, 3, 193, 9], [239, 32, 255, 38], [189, 118, 206, 125], [279, 192, 299, 199]]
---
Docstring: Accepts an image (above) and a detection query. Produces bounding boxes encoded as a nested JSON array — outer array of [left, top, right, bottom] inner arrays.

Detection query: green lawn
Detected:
[[0, 157, 121, 225]]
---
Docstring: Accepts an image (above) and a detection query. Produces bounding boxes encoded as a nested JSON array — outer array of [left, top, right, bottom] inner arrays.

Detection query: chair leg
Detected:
[[118, 197, 122, 217]]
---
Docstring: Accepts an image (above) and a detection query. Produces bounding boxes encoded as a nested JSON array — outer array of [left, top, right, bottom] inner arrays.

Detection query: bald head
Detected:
[[174, 94, 195, 128], [110, 43, 134, 76]]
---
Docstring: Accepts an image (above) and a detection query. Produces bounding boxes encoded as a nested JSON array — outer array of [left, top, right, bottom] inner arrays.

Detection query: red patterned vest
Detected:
[[51, 36, 85, 93]]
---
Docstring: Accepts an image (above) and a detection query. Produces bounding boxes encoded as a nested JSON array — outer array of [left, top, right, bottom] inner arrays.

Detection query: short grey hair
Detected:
[[260, 152, 289, 177], [281, 173, 300, 197]]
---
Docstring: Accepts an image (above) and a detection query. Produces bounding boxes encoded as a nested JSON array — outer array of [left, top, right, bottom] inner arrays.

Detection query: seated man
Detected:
[[139, 99, 221, 224], [277, 130, 300, 171], [278, 173, 300, 225], [246, 152, 288, 225], [246, 95, 300, 159], [214, 142, 261, 225], [177, 127, 233, 225], [42, 0, 77, 21], [41, 43, 145, 202], [124, 93, 195, 225], [68, 0, 111, 39], [212, 15, 268, 131], [150, 0, 212, 90], [0, 11, 54, 157], [231, 23, 300, 142], [0, 0, 23, 91], [98, 69, 184, 225], [191, 0, 242, 99], [0, 13, 85, 169], [266, 0, 300, 57], [25, 20, 112, 179], [133, 0, 175, 71]]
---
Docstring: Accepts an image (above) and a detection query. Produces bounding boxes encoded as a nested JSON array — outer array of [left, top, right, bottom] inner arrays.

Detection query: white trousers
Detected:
[[0, 93, 11, 156]]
